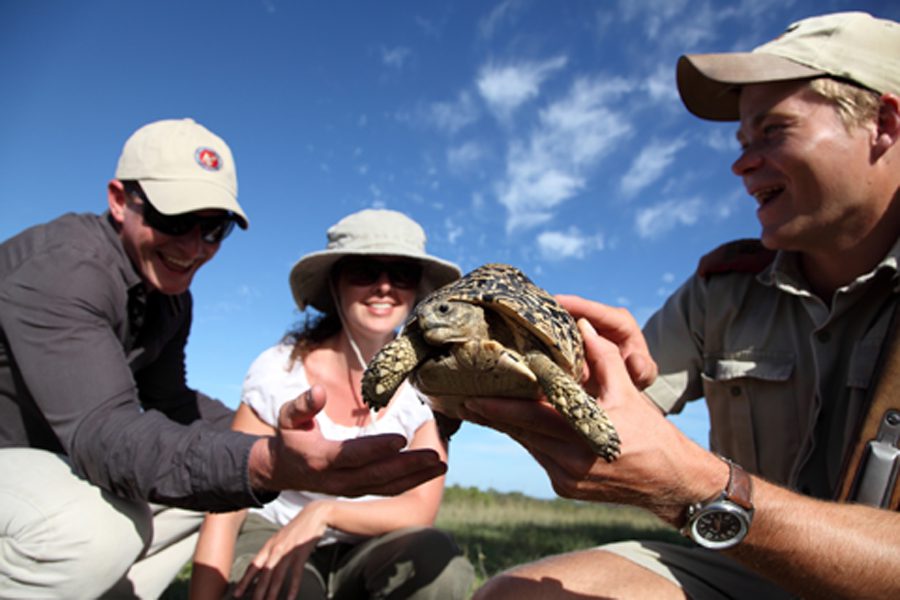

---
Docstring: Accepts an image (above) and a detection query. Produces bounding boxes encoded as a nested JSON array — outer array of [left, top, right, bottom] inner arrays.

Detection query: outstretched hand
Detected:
[[249, 385, 447, 498], [460, 299, 721, 524]]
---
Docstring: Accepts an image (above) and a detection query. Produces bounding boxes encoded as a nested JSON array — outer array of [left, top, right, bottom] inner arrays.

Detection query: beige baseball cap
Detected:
[[677, 11, 900, 121], [115, 118, 248, 228]]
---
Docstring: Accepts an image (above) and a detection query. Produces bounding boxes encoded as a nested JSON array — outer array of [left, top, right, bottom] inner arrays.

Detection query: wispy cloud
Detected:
[[704, 126, 738, 152], [642, 63, 679, 104], [477, 56, 567, 121], [496, 76, 634, 233], [401, 91, 480, 134], [635, 197, 702, 238], [620, 138, 686, 197], [428, 91, 480, 134], [380, 45, 411, 69], [537, 227, 604, 260], [478, 0, 527, 39], [447, 140, 487, 173]]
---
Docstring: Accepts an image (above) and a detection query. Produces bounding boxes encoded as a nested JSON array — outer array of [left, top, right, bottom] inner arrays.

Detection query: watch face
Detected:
[[690, 503, 750, 550]]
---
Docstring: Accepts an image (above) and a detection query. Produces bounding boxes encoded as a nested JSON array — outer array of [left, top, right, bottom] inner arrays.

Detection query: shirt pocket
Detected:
[[701, 354, 794, 475]]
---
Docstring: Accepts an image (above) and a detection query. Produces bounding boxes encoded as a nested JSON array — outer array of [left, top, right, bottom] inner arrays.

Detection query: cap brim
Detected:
[[677, 53, 825, 121], [139, 179, 249, 229], [289, 249, 461, 313]]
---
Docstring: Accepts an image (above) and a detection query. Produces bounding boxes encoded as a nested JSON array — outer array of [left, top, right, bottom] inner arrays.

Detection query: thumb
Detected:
[[278, 384, 326, 430]]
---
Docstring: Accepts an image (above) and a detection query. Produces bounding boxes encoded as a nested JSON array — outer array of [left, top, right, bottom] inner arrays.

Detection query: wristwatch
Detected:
[[682, 456, 754, 550]]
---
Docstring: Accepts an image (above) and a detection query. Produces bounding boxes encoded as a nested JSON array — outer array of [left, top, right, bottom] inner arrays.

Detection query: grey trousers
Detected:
[[0, 448, 203, 599], [228, 513, 475, 599]]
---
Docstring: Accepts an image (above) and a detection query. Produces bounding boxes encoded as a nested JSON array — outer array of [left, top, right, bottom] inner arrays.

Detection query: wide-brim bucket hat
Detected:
[[290, 208, 461, 313], [677, 11, 900, 121]]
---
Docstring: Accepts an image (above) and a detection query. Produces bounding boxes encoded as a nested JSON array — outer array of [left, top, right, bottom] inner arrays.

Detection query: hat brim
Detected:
[[139, 179, 249, 229], [677, 52, 825, 121], [289, 249, 462, 313]]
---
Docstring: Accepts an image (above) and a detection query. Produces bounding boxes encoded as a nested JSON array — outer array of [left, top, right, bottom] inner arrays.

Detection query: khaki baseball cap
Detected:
[[115, 118, 248, 228], [677, 11, 900, 121]]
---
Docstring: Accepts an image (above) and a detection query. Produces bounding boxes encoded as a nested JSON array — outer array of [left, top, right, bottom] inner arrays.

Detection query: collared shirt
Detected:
[[0, 212, 265, 511], [643, 238, 900, 499]]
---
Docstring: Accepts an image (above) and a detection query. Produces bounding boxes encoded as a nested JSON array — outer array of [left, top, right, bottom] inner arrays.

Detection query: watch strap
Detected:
[[723, 457, 754, 511]]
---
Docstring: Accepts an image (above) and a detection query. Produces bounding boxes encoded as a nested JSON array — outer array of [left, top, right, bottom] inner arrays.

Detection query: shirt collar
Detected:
[[758, 235, 900, 294]]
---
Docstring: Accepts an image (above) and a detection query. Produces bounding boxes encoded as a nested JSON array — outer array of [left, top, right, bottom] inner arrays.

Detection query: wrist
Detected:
[[248, 436, 276, 492], [680, 455, 755, 550]]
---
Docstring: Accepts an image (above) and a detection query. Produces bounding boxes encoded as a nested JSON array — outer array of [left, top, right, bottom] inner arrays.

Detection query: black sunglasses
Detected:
[[338, 257, 423, 289], [125, 184, 237, 244]]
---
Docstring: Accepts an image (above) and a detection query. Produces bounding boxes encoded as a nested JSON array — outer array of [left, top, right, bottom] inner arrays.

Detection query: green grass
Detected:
[[163, 485, 685, 598]]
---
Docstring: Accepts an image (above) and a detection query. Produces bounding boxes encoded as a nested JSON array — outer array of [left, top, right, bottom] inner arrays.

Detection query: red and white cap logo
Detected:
[[195, 147, 222, 171]]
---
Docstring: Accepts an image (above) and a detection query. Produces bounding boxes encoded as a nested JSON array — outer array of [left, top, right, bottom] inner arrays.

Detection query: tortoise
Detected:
[[361, 263, 621, 461]]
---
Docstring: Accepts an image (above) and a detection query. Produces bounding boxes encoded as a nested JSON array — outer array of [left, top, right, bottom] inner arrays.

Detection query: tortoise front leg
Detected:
[[362, 331, 431, 410], [524, 351, 621, 462]]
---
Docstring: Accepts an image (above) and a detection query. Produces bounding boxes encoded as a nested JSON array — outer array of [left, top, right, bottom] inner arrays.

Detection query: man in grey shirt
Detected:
[[0, 119, 446, 598]]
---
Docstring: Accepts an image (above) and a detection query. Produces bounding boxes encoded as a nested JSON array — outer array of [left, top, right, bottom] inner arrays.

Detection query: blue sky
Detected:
[[3, 0, 896, 499]]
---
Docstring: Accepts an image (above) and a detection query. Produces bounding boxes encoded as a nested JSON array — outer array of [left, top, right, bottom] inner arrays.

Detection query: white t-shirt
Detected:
[[244, 343, 434, 544]]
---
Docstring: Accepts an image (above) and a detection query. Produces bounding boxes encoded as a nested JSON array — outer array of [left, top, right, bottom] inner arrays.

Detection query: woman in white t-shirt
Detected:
[[190, 209, 474, 600]]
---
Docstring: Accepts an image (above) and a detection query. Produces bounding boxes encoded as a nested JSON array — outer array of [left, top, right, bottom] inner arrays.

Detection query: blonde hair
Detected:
[[808, 78, 881, 129]]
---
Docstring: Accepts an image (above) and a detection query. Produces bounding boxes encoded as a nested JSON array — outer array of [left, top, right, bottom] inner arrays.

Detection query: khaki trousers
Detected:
[[0, 448, 202, 599], [603, 540, 797, 599]]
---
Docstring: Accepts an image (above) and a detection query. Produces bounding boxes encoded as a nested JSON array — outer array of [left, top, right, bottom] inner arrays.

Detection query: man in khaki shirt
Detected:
[[465, 12, 900, 599]]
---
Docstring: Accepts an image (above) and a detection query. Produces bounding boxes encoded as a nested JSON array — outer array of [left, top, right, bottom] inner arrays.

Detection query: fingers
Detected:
[[322, 433, 408, 468], [277, 385, 327, 430], [460, 398, 574, 442], [557, 295, 657, 389], [624, 352, 658, 390], [576, 318, 635, 403], [234, 541, 314, 600], [307, 435, 447, 496]]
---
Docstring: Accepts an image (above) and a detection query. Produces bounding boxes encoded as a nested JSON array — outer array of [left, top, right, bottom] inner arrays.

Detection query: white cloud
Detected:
[[445, 218, 464, 244], [635, 197, 702, 238], [704, 126, 738, 152], [380, 46, 411, 69], [620, 138, 686, 197], [643, 63, 679, 104], [496, 76, 634, 233], [477, 56, 567, 121], [426, 91, 480, 134], [447, 140, 486, 173], [537, 227, 604, 260]]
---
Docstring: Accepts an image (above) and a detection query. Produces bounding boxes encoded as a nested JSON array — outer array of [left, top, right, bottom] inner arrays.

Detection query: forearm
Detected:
[[731, 478, 900, 599], [312, 480, 444, 538], [657, 438, 900, 598], [190, 509, 248, 600], [72, 409, 267, 510]]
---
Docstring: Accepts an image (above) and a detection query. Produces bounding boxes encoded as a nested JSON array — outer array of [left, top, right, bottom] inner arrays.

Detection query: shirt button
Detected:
[[816, 330, 831, 343]]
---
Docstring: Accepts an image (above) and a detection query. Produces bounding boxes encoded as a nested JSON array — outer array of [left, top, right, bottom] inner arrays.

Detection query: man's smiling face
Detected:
[[732, 80, 880, 253]]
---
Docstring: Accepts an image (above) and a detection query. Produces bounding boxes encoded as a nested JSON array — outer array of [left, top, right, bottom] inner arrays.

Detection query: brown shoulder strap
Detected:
[[697, 239, 777, 278], [836, 300, 900, 510]]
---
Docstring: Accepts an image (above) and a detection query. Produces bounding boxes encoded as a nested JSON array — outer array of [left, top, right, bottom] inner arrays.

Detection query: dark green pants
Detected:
[[228, 513, 474, 599]]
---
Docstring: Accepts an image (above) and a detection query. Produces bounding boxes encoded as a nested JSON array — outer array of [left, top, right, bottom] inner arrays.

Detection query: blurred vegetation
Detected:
[[162, 485, 686, 598], [436, 485, 686, 584]]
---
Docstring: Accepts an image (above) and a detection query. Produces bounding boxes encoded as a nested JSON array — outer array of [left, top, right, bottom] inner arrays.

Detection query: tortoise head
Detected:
[[416, 298, 489, 345]]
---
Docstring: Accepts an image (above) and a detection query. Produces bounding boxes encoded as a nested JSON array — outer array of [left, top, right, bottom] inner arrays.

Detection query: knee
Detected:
[[472, 573, 523, 600], [0, 457, 152, 597], [390, 527, 475, 598]]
